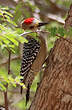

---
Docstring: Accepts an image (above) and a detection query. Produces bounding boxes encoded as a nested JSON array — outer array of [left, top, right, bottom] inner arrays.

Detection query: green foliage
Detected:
[[57, 27, 65, 36], [14, 1, 34, 24], [0, 8, 27, 52], [14, 2, 23, 23], [0, 74, 26, 91], [0, 7, 27, 92], [47, 26, 72, 38], [49, 27, 57, 37], [0, 82, 6, 91], [56, 0, 72, 8]]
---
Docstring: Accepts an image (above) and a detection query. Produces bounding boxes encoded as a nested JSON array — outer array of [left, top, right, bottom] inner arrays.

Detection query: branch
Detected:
[[4, 50, 11, 110], [0, 55, 20, 67], [8, 50, 11, 75], [47, 13, 65, 25], [4, 90, 8, 110], [0, 88, 35, 108]]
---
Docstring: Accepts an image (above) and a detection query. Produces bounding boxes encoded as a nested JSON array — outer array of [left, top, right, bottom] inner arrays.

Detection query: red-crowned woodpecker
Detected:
[[20, 17, 47, 105], [21, 17, 48, 31]]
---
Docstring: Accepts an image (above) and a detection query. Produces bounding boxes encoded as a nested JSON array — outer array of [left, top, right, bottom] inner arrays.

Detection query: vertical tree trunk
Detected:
[[29, 37, 72, 110], [28, 4, 72, 110]]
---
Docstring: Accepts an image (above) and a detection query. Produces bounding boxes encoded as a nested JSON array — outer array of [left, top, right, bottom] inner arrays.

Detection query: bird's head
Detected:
[[21, 18, 35, 30], [21, 17, 49, 31]]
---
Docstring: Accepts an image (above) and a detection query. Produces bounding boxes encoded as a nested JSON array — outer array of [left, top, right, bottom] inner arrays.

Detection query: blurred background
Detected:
[[0, 0, 72, 110]]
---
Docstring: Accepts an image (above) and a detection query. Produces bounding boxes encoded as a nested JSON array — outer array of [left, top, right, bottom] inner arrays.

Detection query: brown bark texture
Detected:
[[29, 37, 72, 110], [28, 4, 72, 110]]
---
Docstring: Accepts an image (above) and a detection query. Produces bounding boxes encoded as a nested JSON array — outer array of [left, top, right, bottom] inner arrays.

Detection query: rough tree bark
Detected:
[[29, 38, 72, 110], [28, 5, 72, 110]]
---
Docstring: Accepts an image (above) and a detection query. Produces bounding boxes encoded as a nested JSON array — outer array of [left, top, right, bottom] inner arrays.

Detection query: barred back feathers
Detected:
[[20, 36, 40, 104]]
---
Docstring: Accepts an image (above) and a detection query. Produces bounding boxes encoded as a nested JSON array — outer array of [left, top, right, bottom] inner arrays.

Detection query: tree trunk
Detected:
[[28, 38, 72, 110]]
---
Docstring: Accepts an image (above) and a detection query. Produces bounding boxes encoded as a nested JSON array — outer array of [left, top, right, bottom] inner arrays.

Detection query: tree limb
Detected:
[[0, 55, 20, 67]]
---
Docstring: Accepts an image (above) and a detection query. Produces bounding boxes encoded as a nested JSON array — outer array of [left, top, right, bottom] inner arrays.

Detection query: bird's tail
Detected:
[[20, 86, 23, 94], [20, 84, 30, 106], [26, 84, 30, 105], [38, 22, 49, 27]]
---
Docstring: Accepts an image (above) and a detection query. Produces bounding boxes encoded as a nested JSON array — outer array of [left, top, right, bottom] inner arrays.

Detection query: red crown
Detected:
[[24, 18, 34, 24]]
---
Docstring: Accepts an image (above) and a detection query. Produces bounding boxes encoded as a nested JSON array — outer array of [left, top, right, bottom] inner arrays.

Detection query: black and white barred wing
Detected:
[[20, 37, 40, 86]]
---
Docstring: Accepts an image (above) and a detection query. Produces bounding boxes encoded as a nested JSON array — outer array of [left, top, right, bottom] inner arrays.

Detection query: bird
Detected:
[[20, 17, 48, 105]]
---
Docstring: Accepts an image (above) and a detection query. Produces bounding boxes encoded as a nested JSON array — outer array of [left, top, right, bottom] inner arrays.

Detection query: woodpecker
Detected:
[[20, 17, 47, 105]]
